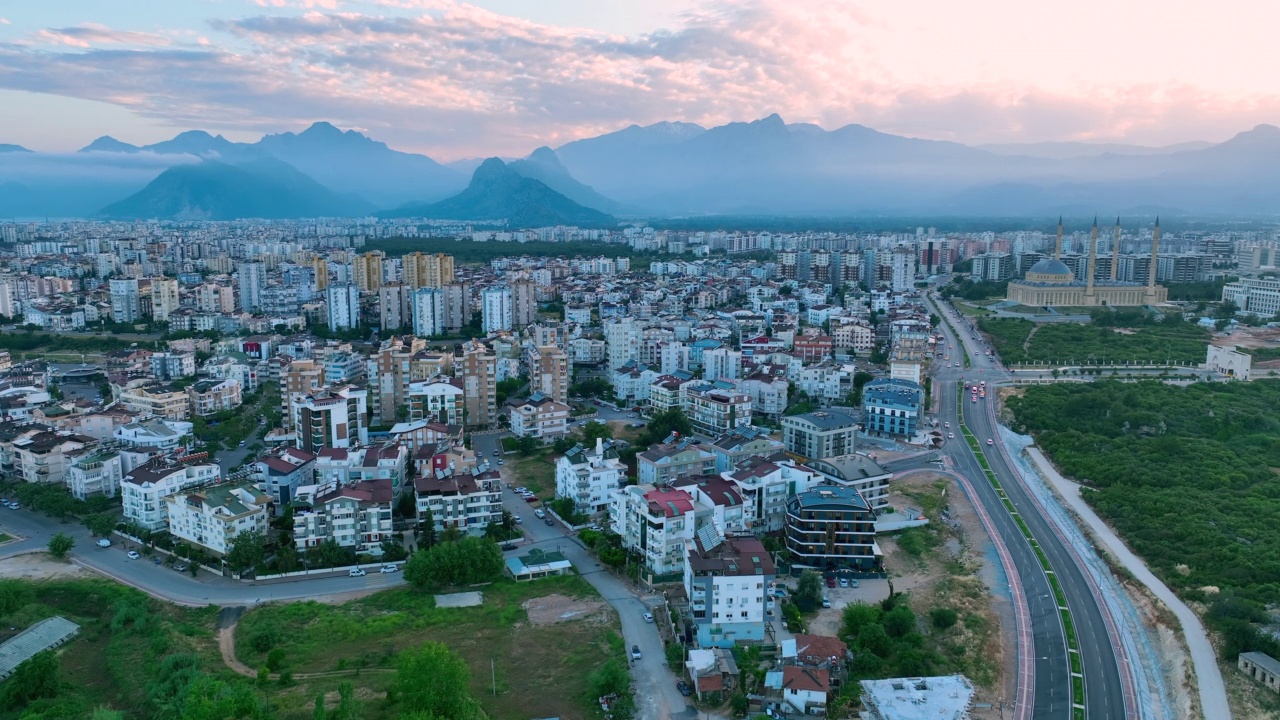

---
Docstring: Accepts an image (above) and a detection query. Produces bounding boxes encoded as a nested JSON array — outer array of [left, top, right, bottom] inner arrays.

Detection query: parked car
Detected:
[[379, 565, 398, 573], [534, 509, 546, 519], [850, 579, 860, 588], [821, 597, 832, 608], [497, 459, 504, 466], [631, 645, 642, 660], [826, 576, 836, 588], [676, 680, 692, 696], [174, 563, 188, 572], [544, 518, 554, 526], [126, 550, 140, 560], [493, 450, 501, 456], [96, 538, 111, 548], [514, 515, 523, 524], [839, 577, 849, 588], [643, 612, 654, 623], [348, 568, 367, 577]]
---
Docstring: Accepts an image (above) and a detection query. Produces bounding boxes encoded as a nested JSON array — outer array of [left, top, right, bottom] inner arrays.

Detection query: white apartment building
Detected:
[[782, 410, 858, 460], [407, 377, 465, 425], [605, 318, 641, 370], [414, 468, 502, 534], [122, 461, 222, 531], [555, 438, 626, 514], [611, 484, 697, 576], [114, 418, 192, 450], [703, 348, 743, 382], [12, 430, 91, 486], [187, 378, 243, 417], [1223, 277, 1280, 317], [166, 483, 270, 557], [150, 277, 180, 322], [65, 448, 125, 501], [481, 286, 513, 333], [292, 385, 369, 453], [326, 283, 360, 331], [293, 478, 394, 555], [238, 262, 265, 313], [509, 394, 571, 441], [725, 458, 823, 532], [685, 534, 775, 648], [739, 369, 789, 418], [411, 287, 445, 337], [686, 387, 752, 437], [109, 278, 141, 323]]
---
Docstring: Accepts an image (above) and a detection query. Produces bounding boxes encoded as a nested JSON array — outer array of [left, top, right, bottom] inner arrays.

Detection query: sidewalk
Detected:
[[1024, 448, 1231, 720]]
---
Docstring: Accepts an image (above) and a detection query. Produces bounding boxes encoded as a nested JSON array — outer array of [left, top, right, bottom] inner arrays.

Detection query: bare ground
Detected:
[[0, 552, 86, 580], [522, 593, 608, 626]]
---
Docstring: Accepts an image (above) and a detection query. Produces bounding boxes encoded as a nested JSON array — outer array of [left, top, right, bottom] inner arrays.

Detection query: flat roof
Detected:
[[860, 675, 974, 720], [0, 616, 80, 679]]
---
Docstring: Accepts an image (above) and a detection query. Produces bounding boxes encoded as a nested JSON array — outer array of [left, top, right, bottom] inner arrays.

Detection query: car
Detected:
[[126, 550, 140, 560], [628, 414, 636, 418], [524, 495, 536, 502], [497, 459, 504, 466], [948, 432, 955, 439], [821, 597, 831, 608], [826, 576, 836, 588], [348, 568, 367, 577], [514, 486, 528, 493], [943, 422, 950, 428], [96, 538, 112, 548], [987, 438, 994, 445], [850, 579, 860, 588], [534, 509, 546, 519], [643, 612, 654, 623], [676, 680, 693, 696], [972, 396, 978, 403], [631, 645, 642, 660], [238, 441, 246, 447], [544, 518, 554, 526], [379, 565, 399, 573], [174, 563, 188, 572], [839, 577, 849, 588], [6, 503, 18, 510], [493, 450, 501, 456], [514, 515, 523, 523]]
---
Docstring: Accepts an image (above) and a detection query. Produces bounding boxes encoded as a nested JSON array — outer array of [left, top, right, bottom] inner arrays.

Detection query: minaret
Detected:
[[1145, 217, 1161, 297], [1110, 217, 1121, 281], [1054, 216, 1064, 259], [1085, 216, 1099, 299]]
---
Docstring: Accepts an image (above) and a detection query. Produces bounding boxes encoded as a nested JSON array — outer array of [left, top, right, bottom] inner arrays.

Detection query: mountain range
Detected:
[[6, 116, 1280, 219]]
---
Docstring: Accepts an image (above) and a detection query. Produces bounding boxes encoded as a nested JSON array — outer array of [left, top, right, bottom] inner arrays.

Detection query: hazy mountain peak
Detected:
[[301, 121, 343, 137], [79, 136, 140, 153], [526, 146, 562, 166], [475, 157, 509, 176], [0, 144, 32, 153]]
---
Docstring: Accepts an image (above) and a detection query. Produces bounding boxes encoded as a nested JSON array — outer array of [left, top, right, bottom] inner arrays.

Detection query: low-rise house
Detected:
[[252, 446, 316, 507], [555, 438, 626, 514], [781, 667, 830, 715], [122, 460, 221, 531], [1238, 652, 1280, 694], [638, 439, 717, 486], [414, 467, 502, 534], [709, 426, 785, 472], [508, 394, 571, 441], [292, 478, 394, 555], [166, 483, 270, 557], [684, 533, 774, 648]]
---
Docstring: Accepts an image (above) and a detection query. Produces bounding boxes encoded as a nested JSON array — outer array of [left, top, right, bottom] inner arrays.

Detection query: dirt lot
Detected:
[[0, 552, 86, 580], [522, 593, 608, 626]]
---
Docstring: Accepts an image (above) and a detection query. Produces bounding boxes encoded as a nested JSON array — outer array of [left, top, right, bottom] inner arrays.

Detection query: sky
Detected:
[[2, 0, 1280, 159]]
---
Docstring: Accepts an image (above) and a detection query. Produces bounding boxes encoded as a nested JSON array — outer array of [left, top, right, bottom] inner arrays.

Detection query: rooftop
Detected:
[[789, 485, 871, 512], [688, 535, 775, 577], [859, 675, 974, 720], [0, 616, 80, 680], [784, 409, 858, 431]]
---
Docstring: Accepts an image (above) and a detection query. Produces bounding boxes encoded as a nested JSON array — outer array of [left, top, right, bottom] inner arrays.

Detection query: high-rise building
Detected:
[[412, 287, 445, 337], [326, 283, 360, 332], [238, 262, 265, 313], [529, 345, 571, 404], [280, 359, 325, 429], [378, 282, 412, 331], [352, 251, 384, 292], [313, 256, 329, 292], [442, 283, 471, 330], [481, 286, 513, 333], [0, 282, 13, 320], [370, 335, 426, 424], [703, 347, 743, 382], [196, 284, 235, 313], [109, 278, 141, 323], [890, 247, 915, 292], [604, 318, 640, 370], [511, 279, 538, 329], [149, 277, 180, 322], [403, 252, 455, 289], [292, 385, 369, 452], [458, 340, 497, 428]]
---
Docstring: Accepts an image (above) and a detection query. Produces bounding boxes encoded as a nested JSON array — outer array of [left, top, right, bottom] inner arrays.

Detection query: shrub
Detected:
[[929, 607, 959, 631]]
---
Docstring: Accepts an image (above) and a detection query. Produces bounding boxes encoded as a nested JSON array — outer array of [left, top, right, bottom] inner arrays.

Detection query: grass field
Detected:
[[510, 454, 556, 499], [979, 316, 1210, 366], [235, 576, 618, 720]]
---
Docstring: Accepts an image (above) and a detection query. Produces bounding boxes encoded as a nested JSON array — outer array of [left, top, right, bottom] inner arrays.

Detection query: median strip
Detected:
[[958, 385, 1087, 719]]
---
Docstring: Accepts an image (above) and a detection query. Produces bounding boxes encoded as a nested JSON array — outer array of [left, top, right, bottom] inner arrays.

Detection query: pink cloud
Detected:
[[2, 1, 1279, 158]]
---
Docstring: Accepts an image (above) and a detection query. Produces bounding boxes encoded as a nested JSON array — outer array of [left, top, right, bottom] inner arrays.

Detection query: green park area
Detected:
[[979, 312, 1210, 366], [1007, 380, 1280, 662]]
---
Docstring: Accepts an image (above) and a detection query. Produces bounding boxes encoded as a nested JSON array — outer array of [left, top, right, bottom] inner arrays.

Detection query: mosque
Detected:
[[1005, 217, 1169, 307]]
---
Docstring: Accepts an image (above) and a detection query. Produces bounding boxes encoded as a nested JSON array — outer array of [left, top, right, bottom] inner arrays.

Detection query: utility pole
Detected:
[[491, 658, 496, 696]]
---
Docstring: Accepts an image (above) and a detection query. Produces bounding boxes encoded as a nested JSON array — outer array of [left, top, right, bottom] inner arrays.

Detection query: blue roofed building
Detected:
[[861, 378, 924, 438]]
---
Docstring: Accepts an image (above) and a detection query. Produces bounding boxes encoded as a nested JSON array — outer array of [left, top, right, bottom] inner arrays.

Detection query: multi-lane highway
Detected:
[[929, 293, 1129, 720]]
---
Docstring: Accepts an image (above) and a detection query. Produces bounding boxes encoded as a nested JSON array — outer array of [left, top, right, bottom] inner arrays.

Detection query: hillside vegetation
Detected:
[[981, 313, 1210, 366], [1007, 380, 1280, 659]]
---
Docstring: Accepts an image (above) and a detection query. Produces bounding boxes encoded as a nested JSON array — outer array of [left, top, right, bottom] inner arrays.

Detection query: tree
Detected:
[[884, 604, 917, 638], [83, 512, 117, 538], [393, 642, 483, 720], [403, 537, 504, 591], [47, 533, 75, 559], [0, 578, 32, 615], [418, 507, 438, 549], [840, 601, 881, 639], [380, 537, 408, 562], [312, 694, 326, 720], [929, 607, 958, 631], [334, 680, 361, 720], [856, 622, 891, 657], [794, 570, 824, 611], [580, 420, 613, 444], [515, 434, 541, 455], [396, 491, 418, 520], [0, 649, 59, 707], [587, 658, 631, 698], [224, 531, 267, 574]]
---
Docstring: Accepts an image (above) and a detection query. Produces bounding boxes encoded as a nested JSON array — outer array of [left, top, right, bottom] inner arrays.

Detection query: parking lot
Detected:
[[806, 576, 893, 636]]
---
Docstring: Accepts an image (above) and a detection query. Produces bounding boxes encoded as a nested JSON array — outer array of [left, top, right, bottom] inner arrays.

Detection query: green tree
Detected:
[[334, 680, 361, 720], [0, 578, 32, 615], [884, 603, 917, 638], [840, 601, 882, 638], [0, 649, 59, 707], [90, 709, 125, 720], [403, 537, 504, 591], [587, 657, 631, 698], [393, 642, 483, 720], [396, 490, 418, 520], [83, 512, 118, 538], [514, 434, 541, 455], [580, 420, 613, 444], [856, 622, 891, 657], [47, 533, 75, 559], [312, 694, 326, 720], [419, 506, 438, 549], [794, 570, 824, 611], [380, 537, 408, 562], [929, 607, 958, 631], [224, 531, 267, 574]]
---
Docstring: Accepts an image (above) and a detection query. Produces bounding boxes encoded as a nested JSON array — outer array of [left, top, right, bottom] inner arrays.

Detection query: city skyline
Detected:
[[3, 1, 1280, 158]]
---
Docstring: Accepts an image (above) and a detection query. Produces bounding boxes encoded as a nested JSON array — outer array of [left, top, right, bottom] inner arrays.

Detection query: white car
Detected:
[[948, 432, 955, 439], [96, 538, 111, 548], [514, 515, 523, 524], [349, 568, 367, 577], [126, 550, 140, 560], [534, 509, 546, 519], [643, 612, 654, 623], [987, 438, 994, 446], [379, 565, 399, 574]]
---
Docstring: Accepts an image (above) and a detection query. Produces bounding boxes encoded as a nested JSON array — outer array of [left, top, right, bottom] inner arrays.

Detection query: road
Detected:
[[930, 292, 1129, 720]]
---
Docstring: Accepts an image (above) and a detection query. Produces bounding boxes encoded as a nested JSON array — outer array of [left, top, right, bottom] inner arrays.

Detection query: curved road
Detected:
[[930, 293, 1128, 720]]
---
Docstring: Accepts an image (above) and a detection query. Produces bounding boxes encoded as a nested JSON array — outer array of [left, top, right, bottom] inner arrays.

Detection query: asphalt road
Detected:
[[931, 293, 1127, 720]]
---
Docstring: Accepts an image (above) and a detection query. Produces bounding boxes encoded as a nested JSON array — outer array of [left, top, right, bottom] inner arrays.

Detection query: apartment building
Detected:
[[150, 277, 180, 322], [252, 446, 316, 507], [1223, 277, 1280, 317], [166, 483, 270, 557], [113, 418, 191, 451], [280, 359, 325, 429], [637, 439, 717, 485], [314, 443, 409, 493], [611, 484, 697, 576], [458, 340, 497, 429], [726, 458, 822, 532], [402, 252, 454, 290], [407, 376, 465, 425], [187, 378, 243, 417], [528, 344, 571, 404], [293, 478, 394, 555], [411, 287, 445, 337], [508, 394, 571, 441], [292, 385, 369, 452], [805, 454, 892, 509], [378, 282, 413, 331], [686, 386, 752, 437], [709, 426, 786, 472], [370, 335, 427, 424], [122, 461, 222, 531], [862, 378, 924, 437], [117, 383, 191, 420], [65, 448, 125, 500], [12, 430, 92, 486], [414, 467, 502, 534], [785, 485, 877, 571], [555, 438, 626, 514], [782, 410, 858, 460], [684, 533, 775, 648]]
